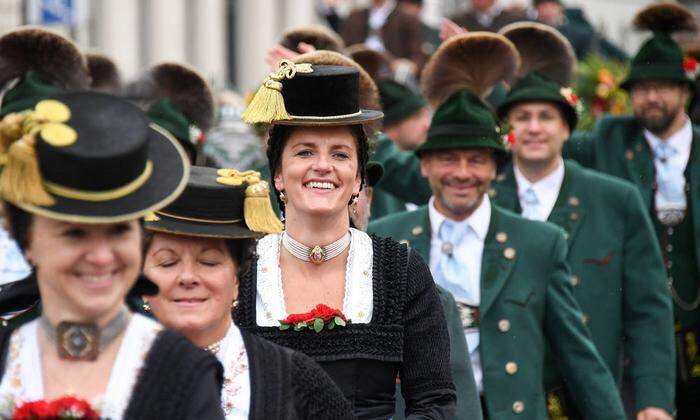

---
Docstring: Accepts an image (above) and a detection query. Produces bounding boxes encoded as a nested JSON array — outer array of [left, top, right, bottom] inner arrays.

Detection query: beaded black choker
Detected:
[[40, 308, 130, 361]]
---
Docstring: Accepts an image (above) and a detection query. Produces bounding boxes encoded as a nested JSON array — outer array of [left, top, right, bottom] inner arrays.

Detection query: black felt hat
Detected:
[[145, 166, 283, 238], [0, 91, 189, 223], [242, 61, 383, 126]]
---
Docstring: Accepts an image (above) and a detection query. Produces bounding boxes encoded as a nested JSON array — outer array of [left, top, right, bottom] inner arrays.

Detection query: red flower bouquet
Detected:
[[279, 304, 349, 333], [13, 396, 99, 420]]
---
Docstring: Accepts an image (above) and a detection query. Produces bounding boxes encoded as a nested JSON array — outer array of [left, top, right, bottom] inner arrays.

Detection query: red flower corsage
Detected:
[[279, 304, 350, 333], [13, 396, 99, 419], [684, 57, 699, 80]]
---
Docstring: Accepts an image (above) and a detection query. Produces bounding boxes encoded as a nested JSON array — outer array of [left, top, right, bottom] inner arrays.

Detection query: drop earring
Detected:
[[350, 194, 359, 215]]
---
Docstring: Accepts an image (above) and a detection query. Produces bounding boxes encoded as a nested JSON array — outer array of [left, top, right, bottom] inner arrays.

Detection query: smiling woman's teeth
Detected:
[[84, 273, 113, 283], [305, 181, 336, 190]]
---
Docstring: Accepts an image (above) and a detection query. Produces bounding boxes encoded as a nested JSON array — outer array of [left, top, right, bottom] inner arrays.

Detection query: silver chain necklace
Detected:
[[281, 231, 351, 265]]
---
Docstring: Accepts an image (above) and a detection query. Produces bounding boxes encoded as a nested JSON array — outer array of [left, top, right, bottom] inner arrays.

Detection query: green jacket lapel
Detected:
[[480, 206, 516, 316], [407, 206, 432, 262], [688, 126, 700, 269], [623, 130, 654, 209], [547, 161, 586, 247], [492, 170, 520, 213]]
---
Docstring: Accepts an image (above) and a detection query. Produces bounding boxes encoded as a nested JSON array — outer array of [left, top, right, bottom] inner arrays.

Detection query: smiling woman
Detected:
[[141, 165, 353, 419], [0, 28, 222, 420], [235, 61, 456, 419]]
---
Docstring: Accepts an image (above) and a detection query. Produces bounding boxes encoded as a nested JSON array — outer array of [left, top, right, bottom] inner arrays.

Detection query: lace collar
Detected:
[[0, 314, 161, 420], [214, 325, 250, 419], [255, 228, 374, 327]]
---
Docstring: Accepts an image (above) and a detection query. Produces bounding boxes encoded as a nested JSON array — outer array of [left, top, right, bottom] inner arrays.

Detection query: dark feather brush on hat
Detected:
[[633, 2, 697, 34], [499, 21, 576, 86], [420, 32, 520, 108], [0, 26, 89, 89], [280, 25, 346, 54], [86, 52, 121, 94], [128, 63, 215, 132], [347, 44, 393, 83]]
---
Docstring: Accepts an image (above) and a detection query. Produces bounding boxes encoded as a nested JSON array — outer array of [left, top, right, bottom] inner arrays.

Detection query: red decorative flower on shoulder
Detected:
[[280, 304, 349, 333], [684, 57, 699, 80], [13, 396, 98, 419]]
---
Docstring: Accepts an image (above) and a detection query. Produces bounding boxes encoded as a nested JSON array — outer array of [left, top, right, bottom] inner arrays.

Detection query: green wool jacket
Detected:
[[369, 204, 626, 419], [565, 115, 700, 328], [372, 133, 432, 206], [492, 160, 675, 413]]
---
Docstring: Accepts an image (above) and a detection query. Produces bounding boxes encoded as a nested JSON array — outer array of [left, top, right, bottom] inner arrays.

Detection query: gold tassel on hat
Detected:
[[241, 60, 313, 124], [217, 169, 284, 233], [0, 134, 54, 206]]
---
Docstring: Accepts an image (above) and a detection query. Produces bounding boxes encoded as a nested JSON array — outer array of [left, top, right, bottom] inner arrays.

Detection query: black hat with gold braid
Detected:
[[144, 166, 283, 237], [0, 91, 189, 223], [242, 60, 383, 126]]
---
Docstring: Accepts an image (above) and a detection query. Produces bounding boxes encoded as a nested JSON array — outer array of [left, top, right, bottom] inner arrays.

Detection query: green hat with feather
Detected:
[[497, 22, 580, 129], [620, 2, 699, 90], [415, 32, 520, 159]]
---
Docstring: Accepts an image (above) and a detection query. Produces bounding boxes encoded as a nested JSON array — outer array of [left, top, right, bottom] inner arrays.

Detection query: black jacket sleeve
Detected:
[[399, 249, 457, 419]]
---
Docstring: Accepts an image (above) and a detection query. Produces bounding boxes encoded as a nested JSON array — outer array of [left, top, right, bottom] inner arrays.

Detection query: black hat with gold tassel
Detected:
[[144, 165, 283, 236], [241, 60, 383, 126], [0, 91, 189, 223]]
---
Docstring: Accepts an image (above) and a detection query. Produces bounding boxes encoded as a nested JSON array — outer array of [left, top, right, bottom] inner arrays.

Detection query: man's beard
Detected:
[[636, 105, 678, 135]]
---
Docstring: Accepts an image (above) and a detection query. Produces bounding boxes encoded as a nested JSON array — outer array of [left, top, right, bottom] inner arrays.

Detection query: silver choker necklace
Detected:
[[282, 231, 351, 265]]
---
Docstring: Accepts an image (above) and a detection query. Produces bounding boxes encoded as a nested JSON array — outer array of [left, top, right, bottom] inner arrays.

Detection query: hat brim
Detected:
[[272, 109, 383, 126], [145, 215, 262, 239], [16, 124, 190, 223]]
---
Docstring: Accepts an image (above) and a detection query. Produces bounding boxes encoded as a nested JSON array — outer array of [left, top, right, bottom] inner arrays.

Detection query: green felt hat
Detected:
[[497, 72, 579, 129], [378, 79, 427, 126], [415, 90, 505, 159], [620, 3, 698, 90], [0, 71, 61, 117], [0, 27, 90, 117]]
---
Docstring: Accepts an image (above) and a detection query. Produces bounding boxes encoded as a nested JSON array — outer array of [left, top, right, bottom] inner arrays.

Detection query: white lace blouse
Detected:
[[255, 228, 374, 326], [0, 313, 161, 419], [213, 324, 251, 420]]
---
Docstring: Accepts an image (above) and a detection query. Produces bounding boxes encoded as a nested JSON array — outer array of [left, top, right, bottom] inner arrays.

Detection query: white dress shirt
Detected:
[[644, 117, 692, 209], [428, 195, 491, 392], [514, 159, 565, 221], [365, 0, 395, 52]]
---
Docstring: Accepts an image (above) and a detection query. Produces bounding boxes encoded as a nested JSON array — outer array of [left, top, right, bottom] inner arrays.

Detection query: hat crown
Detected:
[[281, 65, 360, 118], [432, 90, 497, 130], [36, 92, 151, 193], [415, 90, 504, 156], [160, 166, 246, 222]]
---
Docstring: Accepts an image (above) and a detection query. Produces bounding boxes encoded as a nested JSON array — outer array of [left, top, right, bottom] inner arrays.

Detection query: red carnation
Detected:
[[280, 304, 349, 332], [13, 400, 55, 419], [684, 57, 698, 72], [507, 133, 516, 146]]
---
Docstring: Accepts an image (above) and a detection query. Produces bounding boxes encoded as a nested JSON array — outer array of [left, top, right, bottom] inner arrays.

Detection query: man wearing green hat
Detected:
[[371, 79, 432, 220], [492, 21, 674, 420], [370, 32, 625, 419], [564, 4, 700, 416]]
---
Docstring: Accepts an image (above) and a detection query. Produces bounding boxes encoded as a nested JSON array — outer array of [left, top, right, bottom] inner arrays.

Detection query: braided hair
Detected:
[[266, 124, 370, 215]]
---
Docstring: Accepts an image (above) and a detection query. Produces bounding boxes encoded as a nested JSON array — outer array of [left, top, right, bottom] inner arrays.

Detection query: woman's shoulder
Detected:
[[368, 232, 432, 293]]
